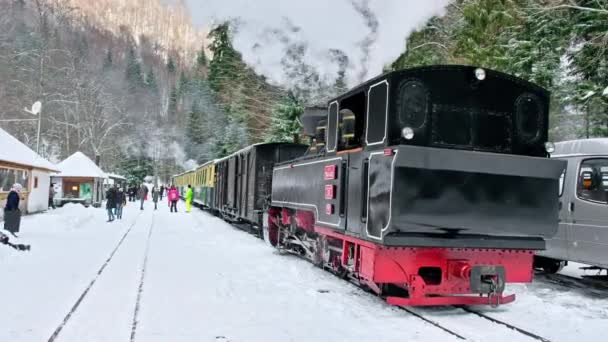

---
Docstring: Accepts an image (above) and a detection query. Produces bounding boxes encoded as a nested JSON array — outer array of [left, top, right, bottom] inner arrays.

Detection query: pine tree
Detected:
[[168, 85, 179, 120], [145, 69, 157, 90], [125, 46, 144, 88], [178, 71, 189, 96], [187, 100, 205, 146], [167, 56, 176, 73], [265, 93, 304, 143], [208, 23, 243, 93]]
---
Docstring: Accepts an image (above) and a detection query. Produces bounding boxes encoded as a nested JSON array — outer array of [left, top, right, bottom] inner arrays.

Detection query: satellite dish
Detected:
[[31, 101, 42, 115]]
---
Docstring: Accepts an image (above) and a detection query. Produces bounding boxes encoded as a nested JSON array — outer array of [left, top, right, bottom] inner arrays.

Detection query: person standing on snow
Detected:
[[168, 185, 179, 213], [159, 185, 165, 201], [127, 186, 134, 202], [4, 183, 23, 237], [48, 183, 56, 210], [116, 187, 126, 220], [138, 184, 148, 210], [152, 186, 159, 210], [185, 184, 193, 213], [106, 186, 117, 222]]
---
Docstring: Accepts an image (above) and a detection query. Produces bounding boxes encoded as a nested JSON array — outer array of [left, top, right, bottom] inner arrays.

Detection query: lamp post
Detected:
[[0, 101, 42, 153], [20, 101, 43, 154]]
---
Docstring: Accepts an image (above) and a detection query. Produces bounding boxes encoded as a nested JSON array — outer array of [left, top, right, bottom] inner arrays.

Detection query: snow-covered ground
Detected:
[[1, 202, 607, 342]]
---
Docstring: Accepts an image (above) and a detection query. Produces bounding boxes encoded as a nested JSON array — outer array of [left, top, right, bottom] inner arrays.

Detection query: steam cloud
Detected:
[[349, 0, 379, 83]]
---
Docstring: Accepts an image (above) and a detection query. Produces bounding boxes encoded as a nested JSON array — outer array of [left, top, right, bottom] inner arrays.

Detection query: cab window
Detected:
[[338, 92, 366, 151], [577, 158, 608, 204]]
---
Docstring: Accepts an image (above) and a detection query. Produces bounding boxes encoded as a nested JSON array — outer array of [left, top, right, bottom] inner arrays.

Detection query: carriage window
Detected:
[[339, 92, 366, 151], [577, 159, 608, 204]]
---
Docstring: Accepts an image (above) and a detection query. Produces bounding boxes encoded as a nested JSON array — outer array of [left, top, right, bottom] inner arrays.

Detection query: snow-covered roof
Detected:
[[0, 127, 59, 171], [553, 139, 608, 157], [106, 173, 126, 180], [55, 152, 107, 179]]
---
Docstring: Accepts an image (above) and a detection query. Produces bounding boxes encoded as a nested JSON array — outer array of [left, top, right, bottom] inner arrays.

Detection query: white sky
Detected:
[[184, 0, 449, 86]]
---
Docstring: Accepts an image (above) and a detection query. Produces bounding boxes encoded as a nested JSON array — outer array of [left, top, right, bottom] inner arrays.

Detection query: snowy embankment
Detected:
[[1, 202, 607, 342], [1, 204, 139, 341]]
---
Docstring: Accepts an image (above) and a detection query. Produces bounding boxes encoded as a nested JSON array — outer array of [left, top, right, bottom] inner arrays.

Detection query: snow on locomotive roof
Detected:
[[55, 151, 107, 178], [0, 127, 59, 172], [552, 138, 608, 157]]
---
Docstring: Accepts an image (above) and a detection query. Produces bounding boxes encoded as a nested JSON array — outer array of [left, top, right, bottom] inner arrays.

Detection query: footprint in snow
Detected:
[[216, 336, 230, 341]]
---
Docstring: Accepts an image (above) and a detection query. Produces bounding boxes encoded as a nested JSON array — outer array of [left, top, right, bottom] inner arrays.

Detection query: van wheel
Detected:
[[542, 260, 565, 274]]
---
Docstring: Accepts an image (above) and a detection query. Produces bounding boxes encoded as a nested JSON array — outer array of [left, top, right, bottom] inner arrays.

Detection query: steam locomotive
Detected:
[[174, 65, 566, 306]]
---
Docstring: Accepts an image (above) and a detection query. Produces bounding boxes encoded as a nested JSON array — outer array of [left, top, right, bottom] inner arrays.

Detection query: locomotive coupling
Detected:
[[469, 266, 506, 294]]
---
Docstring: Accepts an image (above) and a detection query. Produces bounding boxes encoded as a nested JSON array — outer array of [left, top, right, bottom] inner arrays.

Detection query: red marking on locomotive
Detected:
[[324, 165, 337, 180], [325, 204, 334, 215], [314, 226, 526, 306], [325, 185, 335, 199], [383, 148, 394, 156]]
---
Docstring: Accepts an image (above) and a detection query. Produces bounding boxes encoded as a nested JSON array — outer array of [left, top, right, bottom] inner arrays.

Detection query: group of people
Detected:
[[105, 183, 185, 219], [2, 183, 30, 252], [105, 186, 127, 222]]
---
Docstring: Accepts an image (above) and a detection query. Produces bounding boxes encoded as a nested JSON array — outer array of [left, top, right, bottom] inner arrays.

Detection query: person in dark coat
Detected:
[[159, 185, 165, 201], [115, 187, 126, 220], [152, 186, 159, 210], [106, 186, 117, 222], [49, 183, 56, 210], [138, 184, 148, 210], [128, 186, 136, 202], [4, 183, 22, 237]]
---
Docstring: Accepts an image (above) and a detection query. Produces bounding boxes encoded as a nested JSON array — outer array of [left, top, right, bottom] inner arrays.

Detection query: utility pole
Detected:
[[36, 108, 42, 154]]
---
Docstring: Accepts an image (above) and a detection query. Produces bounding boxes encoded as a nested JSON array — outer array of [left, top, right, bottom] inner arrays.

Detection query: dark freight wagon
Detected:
[[214, 143, 308, 228]]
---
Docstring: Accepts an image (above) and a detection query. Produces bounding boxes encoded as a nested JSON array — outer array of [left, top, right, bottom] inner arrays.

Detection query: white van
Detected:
[[536, 139, 608, 273]]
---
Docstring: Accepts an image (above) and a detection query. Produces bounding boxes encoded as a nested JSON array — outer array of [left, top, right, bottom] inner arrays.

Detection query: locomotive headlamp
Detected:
[[544, 142, 556, 153], [402, 127, 415, 140], [474, 68, 486, 81]]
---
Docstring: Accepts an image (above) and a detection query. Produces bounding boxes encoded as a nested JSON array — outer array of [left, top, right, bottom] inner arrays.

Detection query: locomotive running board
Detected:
[[386, 294, 516, 307]]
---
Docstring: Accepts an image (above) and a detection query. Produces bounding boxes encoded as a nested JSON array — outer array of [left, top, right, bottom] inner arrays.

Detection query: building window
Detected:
[[0, 167, 29, 192], [34, 177, 39, 189]]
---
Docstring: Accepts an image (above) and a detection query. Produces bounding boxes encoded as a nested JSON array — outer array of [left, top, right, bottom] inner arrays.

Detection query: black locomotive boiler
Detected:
[[268, 65, 566, 306]]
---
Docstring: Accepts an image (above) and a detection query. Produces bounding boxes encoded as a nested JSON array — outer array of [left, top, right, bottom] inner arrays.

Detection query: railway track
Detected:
[[130, 213, 156, 342], [46, 211, 147, 342], [198, 207, 556, 342], [536, 272, 608, 297], [399, 305, 553, 342]]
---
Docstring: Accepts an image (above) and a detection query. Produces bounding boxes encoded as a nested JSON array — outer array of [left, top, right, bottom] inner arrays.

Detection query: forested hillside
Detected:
[[391, 0, 608, 141], [0, 0, 325, 183]]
